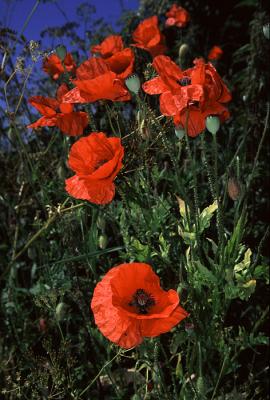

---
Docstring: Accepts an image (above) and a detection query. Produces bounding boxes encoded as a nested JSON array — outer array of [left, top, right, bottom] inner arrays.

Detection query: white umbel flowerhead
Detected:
[[205, 115, 220, 135], [263, 23, 270, 40], [125, 74, 141, 94], [175, 126, 185, 139]]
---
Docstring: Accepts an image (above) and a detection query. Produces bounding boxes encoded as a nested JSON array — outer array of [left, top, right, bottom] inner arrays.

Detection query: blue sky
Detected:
[[0, 0, 139, 42]]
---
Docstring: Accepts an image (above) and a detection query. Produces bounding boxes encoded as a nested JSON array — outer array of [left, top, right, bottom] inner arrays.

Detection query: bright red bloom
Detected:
[[132, 16, 167, 58], [105, 48, 135, 80], [91, 262, 188, 349], [43, 53, 76, 80], [208, 46, 223, 61], [63, 57, 130, 104], [28, 84, 88, 136], [143, 55, 231, 137], [165, 4, 190, 28], [91, 35, 124, 58], [65, 132, 124, 204]]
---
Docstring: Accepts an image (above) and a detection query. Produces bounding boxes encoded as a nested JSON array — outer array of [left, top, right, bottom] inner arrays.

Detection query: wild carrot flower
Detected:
[[132, 16, 167, 58], [165, 4, 190, 28], [208, 46, 223, 61], [65, 132, 124, 204], [43, 52, 76, 80], [28, 83, 88, 136], [91, 262, 188, 348]]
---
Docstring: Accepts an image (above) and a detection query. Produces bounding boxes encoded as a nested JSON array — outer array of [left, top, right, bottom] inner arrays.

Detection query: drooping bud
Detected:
[[205, 115, 220, 135], [175, 126, 185, 139], [55, 45, 67, 61], [179, 43, 189, 60], [263, 23, 270, 40], [99, 234, 108, 249], [125, 74, 141, 94], [227, 177, 241, 201], [55, 302, 67, 321]]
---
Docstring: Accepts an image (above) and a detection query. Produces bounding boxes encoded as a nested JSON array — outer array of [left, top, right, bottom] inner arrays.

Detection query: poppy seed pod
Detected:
[[55, 45, 67, 61], [175, 126, 185, 139], [263, 23, 270, 40], [125, 74, 141, 94], [206, 115, 220, 135], [227, 177, 241, 201]]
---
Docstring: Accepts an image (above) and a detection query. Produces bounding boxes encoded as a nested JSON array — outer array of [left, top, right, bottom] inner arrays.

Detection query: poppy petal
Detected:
[[140, 305, 189, 337], [55, 112, 88, 136], [143, 77, 169, 94], [28, 96, 59, 116], [27, 116, 57, 129]]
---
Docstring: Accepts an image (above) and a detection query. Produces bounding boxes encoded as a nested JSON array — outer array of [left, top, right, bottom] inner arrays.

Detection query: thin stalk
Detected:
[[212, 132, 225, 248], [210, 354, 228, 400], [79, 348, 124, 397], [183, 110, 200, 249]]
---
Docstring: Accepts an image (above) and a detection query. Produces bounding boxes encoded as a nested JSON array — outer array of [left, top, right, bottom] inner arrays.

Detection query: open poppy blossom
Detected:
[[143, 55, 231, 137], [91, 35, 124, 58], [43, 53, 76, 80], [208, 46, 223, 61], [91, 262, 189, 349], [165, 4, 190, 28], [62, 57, 130, 104], [28, 83, 88, 136], [65, 132, 124, 204], [132, 16, 167, 58]]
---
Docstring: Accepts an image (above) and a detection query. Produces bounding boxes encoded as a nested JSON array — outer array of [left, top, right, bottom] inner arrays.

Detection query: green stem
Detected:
[[79, 348, 123, 397]]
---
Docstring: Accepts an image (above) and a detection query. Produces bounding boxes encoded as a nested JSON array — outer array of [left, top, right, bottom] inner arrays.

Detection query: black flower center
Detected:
[[177, 77, 191, 86], [129, 288, 155, 314]]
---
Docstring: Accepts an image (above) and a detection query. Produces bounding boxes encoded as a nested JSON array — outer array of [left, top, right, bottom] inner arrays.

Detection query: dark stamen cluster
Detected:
[[129, 288, 155, 314], [177, 77, 191, 86]]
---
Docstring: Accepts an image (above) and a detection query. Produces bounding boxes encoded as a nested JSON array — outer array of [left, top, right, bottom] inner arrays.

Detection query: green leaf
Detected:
[[198, 200, 218, 233]]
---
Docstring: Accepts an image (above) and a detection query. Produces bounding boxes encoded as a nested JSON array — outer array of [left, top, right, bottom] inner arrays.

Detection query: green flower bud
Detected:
[[263, 23, 270, 40], [55, 302, 67, 321], [179, 43, 189, 59], [57, 165, 66, 180], [125, 74, 141, 94], [205, 115, 220, 135], [55, 45, 67, 61], [175, 126, 185, 139], [99, 234, 108, 249]]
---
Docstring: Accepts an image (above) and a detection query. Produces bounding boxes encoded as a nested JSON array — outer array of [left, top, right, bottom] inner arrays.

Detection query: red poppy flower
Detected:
[[43, 53, 76, 80], [91, 262, 189, 349], [65, 132, 124, 204], [208, 46, 223, 61], [165, 4, 190, 28], [132, 16, 167, 58], [28, 84, 88, 136], [105, 48, 135, 80], [91, 35, 124, 58], [62, 57, 130, 104], [143, 55, 231, 137]]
